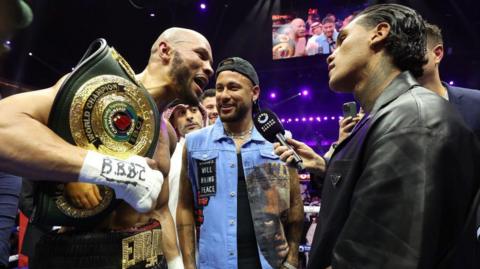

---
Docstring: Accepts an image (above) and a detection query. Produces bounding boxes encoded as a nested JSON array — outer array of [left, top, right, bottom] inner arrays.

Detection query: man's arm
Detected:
[[155, 176, 184, 268], [0, 83, 88, 180], [0, 81, 162, 213], [176, 146, 196, 269], [282, 167, 304, 268]]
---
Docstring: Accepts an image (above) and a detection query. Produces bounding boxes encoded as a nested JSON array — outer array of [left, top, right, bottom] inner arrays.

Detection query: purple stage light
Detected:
[[301, 117, 306, 122], [287, 118, 292, 122], [149, 13, 155, 17], [302, 90, 309, 96], [316, 117, 321, 122], [5, 40, 11, 45], [305, 141, 317, 146], [331, 116, 335, 120], [295, 118, 299, 122], [309, 117, 314, 122], [323, 116, 328, 120], [449, 80, 454, 85], [200, 3, 207, 10], [281, 118, 285, 123], [270, 92, 277, 99]]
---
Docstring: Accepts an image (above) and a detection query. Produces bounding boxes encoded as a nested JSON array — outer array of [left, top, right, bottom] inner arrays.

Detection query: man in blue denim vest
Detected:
[[177, 57, 304, 269]]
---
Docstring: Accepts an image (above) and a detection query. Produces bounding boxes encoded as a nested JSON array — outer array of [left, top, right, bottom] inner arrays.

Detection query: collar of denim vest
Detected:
[[211, 117, 265, 143]]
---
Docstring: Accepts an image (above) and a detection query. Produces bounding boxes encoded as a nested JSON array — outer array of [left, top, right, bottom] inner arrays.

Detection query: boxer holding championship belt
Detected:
[[0, 27, 213, 269], [31, 39, 161, 226]]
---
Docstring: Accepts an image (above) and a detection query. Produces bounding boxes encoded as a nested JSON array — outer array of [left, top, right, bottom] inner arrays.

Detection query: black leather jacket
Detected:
[[308, 72, 480, 269]]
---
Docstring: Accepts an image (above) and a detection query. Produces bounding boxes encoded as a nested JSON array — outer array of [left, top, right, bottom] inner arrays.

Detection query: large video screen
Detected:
[[272, 4, 363, 60]]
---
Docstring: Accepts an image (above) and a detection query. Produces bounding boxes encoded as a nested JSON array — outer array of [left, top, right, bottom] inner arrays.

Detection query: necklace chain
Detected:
[[224, 127, 253, 139]]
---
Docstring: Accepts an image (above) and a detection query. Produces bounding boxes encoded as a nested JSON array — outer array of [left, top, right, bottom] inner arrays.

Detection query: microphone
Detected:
[[253, 109, 305, 171]]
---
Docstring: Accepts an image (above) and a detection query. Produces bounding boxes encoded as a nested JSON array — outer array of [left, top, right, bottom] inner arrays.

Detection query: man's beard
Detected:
[[219, 102, 249, 123], [169, 52, 199, 106]]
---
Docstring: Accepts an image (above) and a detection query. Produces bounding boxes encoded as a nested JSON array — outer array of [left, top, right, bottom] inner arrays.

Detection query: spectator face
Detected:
[[312, 25, 323, 35], [291, 18, 306, 38], [215, 71, 259, 123], [201, 96, 218, 125], [172, 106, 203, 137], [323, 22, 335, 38]]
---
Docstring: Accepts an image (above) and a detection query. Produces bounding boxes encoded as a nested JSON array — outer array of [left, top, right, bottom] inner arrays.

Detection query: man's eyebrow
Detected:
[[194, 47, 213, 65]]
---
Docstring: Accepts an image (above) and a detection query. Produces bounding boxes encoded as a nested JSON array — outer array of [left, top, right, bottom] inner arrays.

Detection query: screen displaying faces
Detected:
[[272, 7, 357, 60]]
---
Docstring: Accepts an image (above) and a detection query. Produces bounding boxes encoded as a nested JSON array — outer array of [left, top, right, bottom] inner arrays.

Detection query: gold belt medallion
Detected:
[[69, 75, 156, 159]]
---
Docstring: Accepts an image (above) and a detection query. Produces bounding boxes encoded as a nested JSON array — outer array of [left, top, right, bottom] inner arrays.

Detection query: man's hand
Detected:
[[273, 138, 326, 176], [337, 116, 357, 144], [79, 151, 163, 213], [337, 114, 363, 144], [64, 182, 102, 209]]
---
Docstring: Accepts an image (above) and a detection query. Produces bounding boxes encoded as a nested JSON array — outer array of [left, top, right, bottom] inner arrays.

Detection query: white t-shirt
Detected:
[[168, 137, 185, 241]]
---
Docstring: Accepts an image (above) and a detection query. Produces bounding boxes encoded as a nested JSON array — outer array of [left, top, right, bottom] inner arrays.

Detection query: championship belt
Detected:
[[30, 38, 160, 227]]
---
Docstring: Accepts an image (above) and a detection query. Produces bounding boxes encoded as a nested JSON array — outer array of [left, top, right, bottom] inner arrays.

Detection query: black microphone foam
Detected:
[[254, 109, 305, 171], [253, 109, 285, 143]]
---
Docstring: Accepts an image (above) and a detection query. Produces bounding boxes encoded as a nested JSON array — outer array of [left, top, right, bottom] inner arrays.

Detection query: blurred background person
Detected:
[[316, 16, 338, 54], [200, 89, 218, 125], [306, 22, 323, 56], [290, 18, 307, 57], [418, 22, 480, 138]]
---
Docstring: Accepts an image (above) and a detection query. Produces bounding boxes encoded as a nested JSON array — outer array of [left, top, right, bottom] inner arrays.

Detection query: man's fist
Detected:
[[64, 182, 102, 209]]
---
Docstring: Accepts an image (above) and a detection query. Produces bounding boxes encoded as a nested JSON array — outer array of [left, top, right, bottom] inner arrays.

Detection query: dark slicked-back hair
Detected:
[[200, 88, 216, 102], [355, 4, 427, 77], [425, 22, 443, 48]]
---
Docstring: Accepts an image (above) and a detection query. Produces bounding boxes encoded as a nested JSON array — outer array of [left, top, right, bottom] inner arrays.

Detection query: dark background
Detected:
[[1, 0, 479, 151]]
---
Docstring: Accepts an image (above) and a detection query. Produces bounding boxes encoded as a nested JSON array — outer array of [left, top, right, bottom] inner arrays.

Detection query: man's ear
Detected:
[[370, 22, 390, 49], [432, 44, 444, 65], [157, 41, 172, 64], [252, 85, 260, 102]]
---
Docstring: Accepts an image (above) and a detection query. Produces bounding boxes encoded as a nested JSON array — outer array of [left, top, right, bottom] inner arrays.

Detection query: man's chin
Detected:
[[219, 113, 238, 123], [328, 77, 351, 93]]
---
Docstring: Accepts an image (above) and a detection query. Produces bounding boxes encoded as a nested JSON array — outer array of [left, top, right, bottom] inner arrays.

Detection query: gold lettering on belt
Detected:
[[122, 228, 164, 269]]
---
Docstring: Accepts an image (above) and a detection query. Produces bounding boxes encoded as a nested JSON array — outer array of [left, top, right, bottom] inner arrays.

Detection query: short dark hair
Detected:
[[200, 88, 216, 101], [322, 17, 335, 25], [425, 22, 443, 48], [356, 4, 427, 77]]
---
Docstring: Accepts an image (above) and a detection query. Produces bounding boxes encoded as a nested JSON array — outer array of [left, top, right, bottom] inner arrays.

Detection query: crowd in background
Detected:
[[273, 8, 357, 59]]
